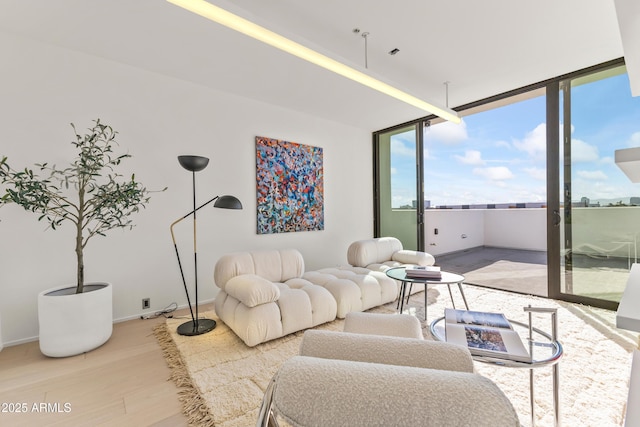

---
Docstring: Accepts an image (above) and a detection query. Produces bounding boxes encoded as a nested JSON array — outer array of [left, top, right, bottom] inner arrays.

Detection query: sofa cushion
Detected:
[[392, 249, 435, 266], [303, 268, 397, 318], [214, 248, 305, 289], [343, 312, 424, 339], [225, 274, 280, 308], [347, 237, 404, 268]]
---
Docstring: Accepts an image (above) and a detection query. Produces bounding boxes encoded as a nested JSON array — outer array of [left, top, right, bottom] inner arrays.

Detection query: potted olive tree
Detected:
[[0, 119, 158, 357]]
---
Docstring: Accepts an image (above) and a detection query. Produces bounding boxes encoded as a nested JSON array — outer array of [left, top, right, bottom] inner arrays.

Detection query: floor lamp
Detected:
[[170, 155, 242, 336]]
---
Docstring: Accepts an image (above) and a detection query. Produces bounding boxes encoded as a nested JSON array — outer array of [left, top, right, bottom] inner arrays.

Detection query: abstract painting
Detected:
[[256, 136, 324, 234]]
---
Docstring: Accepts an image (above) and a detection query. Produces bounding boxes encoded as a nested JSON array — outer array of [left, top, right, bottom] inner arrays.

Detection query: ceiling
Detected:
[[0, 0, 637, 130]]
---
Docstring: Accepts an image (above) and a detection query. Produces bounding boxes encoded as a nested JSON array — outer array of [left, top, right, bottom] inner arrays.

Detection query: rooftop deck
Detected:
[[436, 246, 629, 302]]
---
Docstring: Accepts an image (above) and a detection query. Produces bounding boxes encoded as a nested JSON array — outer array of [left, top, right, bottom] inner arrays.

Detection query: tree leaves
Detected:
[[0, 119, 162, 292]]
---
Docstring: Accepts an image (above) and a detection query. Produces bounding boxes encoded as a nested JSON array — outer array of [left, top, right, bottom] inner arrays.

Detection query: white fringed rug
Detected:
[[155, 285, 636, 427]]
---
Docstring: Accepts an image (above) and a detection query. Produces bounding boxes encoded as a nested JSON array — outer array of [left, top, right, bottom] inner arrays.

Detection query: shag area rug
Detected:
[[154, 284, 637, 427]]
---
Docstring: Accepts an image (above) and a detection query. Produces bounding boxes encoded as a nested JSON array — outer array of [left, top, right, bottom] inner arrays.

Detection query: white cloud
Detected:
[[390, 167, 397, 175], [577, 170, 608, 180], [627, 131, 640, 147], [513, 123, 546, 158], [571, 138, 599, 162], [600, 156, 614, 165], [390, 139, 414, 156], [473, 166, 514, 181], [454, 150, 485, 165], [523, 167, 546, 181], [425, 119, 468, 144]]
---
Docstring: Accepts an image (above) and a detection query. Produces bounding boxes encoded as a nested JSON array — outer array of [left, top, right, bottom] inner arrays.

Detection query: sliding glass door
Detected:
[[375, 124, 423, 250], [423, 92, 548, 296], [552, 64, 640, 308], [374, 59, 638, 310]]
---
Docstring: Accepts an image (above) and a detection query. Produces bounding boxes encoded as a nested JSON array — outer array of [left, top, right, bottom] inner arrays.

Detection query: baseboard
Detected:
[[0, 298, 217, 349]]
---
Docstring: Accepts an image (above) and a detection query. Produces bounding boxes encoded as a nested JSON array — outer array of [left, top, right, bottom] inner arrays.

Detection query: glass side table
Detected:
[[385, 267, 469, 320], [430, 306, 563, 427]]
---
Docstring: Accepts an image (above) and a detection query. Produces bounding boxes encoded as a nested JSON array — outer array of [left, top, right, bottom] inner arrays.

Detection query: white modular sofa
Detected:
[[214, 248, 404, 346], [213, 240, 436, 346], [213, 249, 337, 347]]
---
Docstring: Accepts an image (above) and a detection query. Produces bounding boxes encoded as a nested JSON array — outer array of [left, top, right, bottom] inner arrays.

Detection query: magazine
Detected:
[[444, 308, 531, 362], [405, 265, 441, 279]]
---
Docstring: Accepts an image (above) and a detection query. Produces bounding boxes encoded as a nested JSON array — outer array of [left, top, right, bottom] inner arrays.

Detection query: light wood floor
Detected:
[[0, 305, 209, 426]]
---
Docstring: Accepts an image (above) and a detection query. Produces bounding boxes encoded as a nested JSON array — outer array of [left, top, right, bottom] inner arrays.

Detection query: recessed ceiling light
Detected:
[[388, 48, 400, 56], [167, 0, 461, 123]]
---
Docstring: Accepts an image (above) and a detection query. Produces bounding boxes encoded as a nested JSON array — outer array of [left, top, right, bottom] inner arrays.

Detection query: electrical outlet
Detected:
[[142, 298, 150, 309]]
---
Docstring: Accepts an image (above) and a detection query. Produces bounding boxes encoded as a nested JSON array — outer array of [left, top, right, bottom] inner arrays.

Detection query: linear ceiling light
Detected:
[[167, 0, 461, 124]]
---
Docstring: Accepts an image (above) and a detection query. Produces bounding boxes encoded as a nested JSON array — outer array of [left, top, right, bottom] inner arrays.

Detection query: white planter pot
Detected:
[[38, 282, 113, 357]]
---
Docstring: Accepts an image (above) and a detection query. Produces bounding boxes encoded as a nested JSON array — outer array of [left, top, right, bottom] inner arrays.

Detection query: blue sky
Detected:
[[390, 71, 640, 208]]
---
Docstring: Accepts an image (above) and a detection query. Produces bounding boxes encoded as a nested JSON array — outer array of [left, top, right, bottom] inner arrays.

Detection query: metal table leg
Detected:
[[446, 284, 457, 309], [530, 368, 536, 427], [446, 282, 470, 311], [457, 282, 470, 310], [553, 362, 560, 427], [524, 306, 561, 427], [397, 281, 407, 314], [423, 283, 428, 321], [406, 283, 413, 307]]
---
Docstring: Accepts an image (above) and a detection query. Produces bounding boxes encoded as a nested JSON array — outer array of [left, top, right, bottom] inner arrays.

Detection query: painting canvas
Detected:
[[256, 136, 324, 234]]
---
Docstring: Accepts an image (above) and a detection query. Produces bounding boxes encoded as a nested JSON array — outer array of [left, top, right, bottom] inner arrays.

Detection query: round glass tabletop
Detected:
[[385, 266, 464, 284], [429, 316, 563, 368]]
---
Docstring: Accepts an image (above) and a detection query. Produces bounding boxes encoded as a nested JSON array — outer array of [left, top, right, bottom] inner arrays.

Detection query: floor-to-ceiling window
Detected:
[[375, 58, 639, 309], [422, 90, 548, 296], [553, 63, 640, 308], [375, 124, 422, 250]]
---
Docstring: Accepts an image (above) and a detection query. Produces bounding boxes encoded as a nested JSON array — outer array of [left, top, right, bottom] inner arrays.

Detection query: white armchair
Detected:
[[257, 330, 520, 427]]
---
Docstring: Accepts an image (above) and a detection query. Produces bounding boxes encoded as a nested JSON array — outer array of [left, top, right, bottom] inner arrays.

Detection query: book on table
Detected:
[[405, 265, 442, 279], [444, 308, 531, 362]]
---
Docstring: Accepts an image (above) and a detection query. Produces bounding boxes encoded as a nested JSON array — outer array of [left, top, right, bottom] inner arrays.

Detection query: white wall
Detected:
[[425, 207, 640, 259], [484, 209, 547, 251], [424, 209, 485, 255], [424, 208, 547, 255], [0, 33, 373, 346]]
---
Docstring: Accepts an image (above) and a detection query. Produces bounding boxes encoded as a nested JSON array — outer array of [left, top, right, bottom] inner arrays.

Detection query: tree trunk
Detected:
[[76, 185, 85, 294], [76, 224, 84, 294]]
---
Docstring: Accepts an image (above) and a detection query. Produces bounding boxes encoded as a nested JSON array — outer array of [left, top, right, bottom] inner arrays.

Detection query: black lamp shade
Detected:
[[214, 195, 243, 210], [178, 155, 209, 172]]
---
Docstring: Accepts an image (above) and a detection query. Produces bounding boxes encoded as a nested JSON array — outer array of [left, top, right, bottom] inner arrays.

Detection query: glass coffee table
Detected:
[[430, 306, 563, 427], [385, 267, 469, 320]]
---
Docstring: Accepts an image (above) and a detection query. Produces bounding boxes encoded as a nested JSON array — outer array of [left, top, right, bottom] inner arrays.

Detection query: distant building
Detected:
[[631, 197, 640, 206], [412, 200, 432, 209], [432, 201, 546, 209]]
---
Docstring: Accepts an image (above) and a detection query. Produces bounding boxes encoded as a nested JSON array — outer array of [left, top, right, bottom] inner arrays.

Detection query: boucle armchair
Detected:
[[258, 330, 520, 427], [213, 249, 337, 347]]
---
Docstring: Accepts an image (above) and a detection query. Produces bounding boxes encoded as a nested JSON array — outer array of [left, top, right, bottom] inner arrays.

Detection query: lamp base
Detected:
[[176, 318, 217, 336]]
